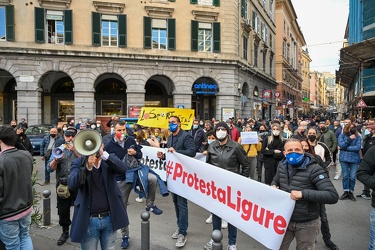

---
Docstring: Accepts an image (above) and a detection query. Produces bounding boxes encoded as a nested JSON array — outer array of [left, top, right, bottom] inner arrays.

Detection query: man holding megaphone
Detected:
[[47, 127, 80, 246]]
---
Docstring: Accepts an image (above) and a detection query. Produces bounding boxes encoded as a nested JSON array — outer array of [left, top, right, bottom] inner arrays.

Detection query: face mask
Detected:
[[216, 130, 227, 140], [115, 132, 125, 141], [96, 124, 101, 127], [155, 133, 159, 137], [110, 127, 115, 135], [91, 125, 96, 129], [320, 127, 327, 132], [272, 131, 280, 136], [286, 152, 304, 165], [50, 134, 56, 138], [259, 130, 266, 133], [300, 130, 305, 135], [303, 126, 307, 130], [208, 139, 215, 144], [62, 127, 67, 132], [193, 124, 199, 129], [340, 122, 344, 128], [308, 135, 316, 141], [11, 125, 17, 128], [226, 123, 231, 128], [169, 123, 178, 132], [200, 122, 204, 126]]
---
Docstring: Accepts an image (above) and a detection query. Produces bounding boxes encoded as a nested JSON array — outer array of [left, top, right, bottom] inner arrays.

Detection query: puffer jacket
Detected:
[[338, 133, 362, 163], [357, 146, 375, 208], [271, 153, 338, 223], [207, 138, 250, 177]]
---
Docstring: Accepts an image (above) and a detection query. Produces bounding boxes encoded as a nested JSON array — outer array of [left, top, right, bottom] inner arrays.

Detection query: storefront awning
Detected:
[[336, 37, 375, 88]]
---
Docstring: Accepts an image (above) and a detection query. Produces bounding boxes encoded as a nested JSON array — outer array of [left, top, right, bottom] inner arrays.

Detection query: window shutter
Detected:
[[213, 22, 220, 53], [35, 7, 45, 43], [169, 0, 176, 2], [144, 16, 152, 49], [191, 20, 198, 51], [5, 5, 14, 41], [64, 9, 73, 45], [213, 0, 220, 7], [167, 18, 176, 50], [241, 0, 245, 17], [118, 14, 127, 47], [190, 0, 198, 4], [92, 12, 101, 46]]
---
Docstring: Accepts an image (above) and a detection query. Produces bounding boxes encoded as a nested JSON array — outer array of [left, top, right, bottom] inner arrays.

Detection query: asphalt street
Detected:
[[30, 156, 371, 250]]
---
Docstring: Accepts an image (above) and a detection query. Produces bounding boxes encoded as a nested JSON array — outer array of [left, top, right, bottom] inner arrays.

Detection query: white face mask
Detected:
[[273, 130, 280, 136], [63, 127, 67, 131], [110, 127, 115, 135], [91, 125, 96, 129], [216, 130, 227, 140]]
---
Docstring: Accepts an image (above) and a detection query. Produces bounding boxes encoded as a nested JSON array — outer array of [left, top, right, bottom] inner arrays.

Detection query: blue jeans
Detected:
[[340, 161, 358, 192], [212, 214, 237, 246], [45, 161, 50, 182], [369, 207, 375, 250], [0, 213, 33, 250], [172, 193, 188, 236], [80, 215, 115, 250]]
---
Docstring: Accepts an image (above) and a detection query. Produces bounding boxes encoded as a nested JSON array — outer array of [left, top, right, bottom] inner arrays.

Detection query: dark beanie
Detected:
[[214, 122, 230, 133]]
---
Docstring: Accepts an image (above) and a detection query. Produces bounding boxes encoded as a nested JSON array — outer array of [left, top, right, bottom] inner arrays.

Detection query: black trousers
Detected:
[[320, 203, 332, 243]]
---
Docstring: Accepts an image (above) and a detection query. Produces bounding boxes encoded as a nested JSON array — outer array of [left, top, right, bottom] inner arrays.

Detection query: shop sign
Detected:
[[262, 89, 272, 99], [193, 82, 218, 95]]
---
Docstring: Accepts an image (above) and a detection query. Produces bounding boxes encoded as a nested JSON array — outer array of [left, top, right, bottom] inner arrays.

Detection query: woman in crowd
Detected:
[[238, 125, 262, 180], [260, 123, 285, 185], [338, 123, 362, 201]]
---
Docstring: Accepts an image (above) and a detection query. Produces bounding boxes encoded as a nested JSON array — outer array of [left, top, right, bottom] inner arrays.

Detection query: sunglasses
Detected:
[[65, 131, 76, 137], [216, 127, 226, 131]]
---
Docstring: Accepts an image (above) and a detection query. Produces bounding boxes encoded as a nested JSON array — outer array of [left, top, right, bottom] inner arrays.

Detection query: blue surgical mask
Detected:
[[169, 123, 178, 132], [193, 124, 199, 129], [110, 127, 114, 135], [208, 139, 215, 144], [285, 152, 304, 165]]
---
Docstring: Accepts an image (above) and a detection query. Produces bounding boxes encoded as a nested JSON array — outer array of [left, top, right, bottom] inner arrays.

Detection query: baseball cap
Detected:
[[65, 127, 77, 136]]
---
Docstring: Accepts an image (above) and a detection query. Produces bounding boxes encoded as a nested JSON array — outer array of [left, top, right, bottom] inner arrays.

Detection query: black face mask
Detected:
[[308, 135, 317, 141], [320, 127, 327, 132], [11, 125, 17, 128], [50, 134, 57, 138]]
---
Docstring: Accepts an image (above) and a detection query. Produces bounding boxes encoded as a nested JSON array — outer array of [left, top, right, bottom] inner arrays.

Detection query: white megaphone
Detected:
[[52, 145, 65, 159], [73, 130, 102, 156]]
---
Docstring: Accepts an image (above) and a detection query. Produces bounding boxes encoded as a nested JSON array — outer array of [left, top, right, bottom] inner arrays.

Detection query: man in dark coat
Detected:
[[68, 144, 128, 249]]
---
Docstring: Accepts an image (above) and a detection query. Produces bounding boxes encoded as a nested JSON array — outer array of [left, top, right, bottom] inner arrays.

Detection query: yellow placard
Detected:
[[137, 107, 195, 130]]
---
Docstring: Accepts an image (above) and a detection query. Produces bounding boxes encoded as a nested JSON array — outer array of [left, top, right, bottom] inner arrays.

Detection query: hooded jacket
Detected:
[[272, 153, 338, 222], [357, 146, 375, 208]]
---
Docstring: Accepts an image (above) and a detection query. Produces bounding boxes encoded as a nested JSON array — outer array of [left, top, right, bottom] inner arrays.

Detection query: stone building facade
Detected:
[[0, 0, 278, 125]]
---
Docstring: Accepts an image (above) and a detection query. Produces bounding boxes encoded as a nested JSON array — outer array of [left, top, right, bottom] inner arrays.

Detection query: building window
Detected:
[[282, 40, 286, 57], [262, 49, 267, 72], [252, 11, 259, 34], [261, 22, 268, 42], [152, 19, 167, 49], [254, 43, 259, 67], [0, 7, 5, 40], [269, 0, 273, 19], [243, 36, 248, 60], [46, 10, 65, 44], [102, 15, 118, 47], [192, 20, 220, 52], [269, 54, 273, 76], [241, 0, 248, 19], [92, 12, 126, 47], [144, 17, 175, 50], [35, 8, 72, 44]]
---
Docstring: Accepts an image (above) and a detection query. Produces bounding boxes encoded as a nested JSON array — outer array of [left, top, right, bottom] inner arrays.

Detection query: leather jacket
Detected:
[[206, 138, 250, 177]]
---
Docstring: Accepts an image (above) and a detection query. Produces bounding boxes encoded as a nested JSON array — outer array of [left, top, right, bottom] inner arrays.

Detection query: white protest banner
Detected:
[[166, 152, 295, 250], [240, 131, 259, 144], [139, 147, 207, 181]]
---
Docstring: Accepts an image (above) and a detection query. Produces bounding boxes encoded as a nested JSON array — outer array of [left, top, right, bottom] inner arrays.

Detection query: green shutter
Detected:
[[167, 18, 176, 50], [118, 14, 127, 47], [213, 0, 220, 7], [64, 9, 73, 45], [241, 0, 246, 17], [5, 5, 14, 41], [190, 0, 198, 4], [92, 12, 101, 46], [169, 0, 176, 2], [213, 22, 220, 53], [144, 16, 152, 49], [191, 20, 198, 51], [35, 7, 45, 43]]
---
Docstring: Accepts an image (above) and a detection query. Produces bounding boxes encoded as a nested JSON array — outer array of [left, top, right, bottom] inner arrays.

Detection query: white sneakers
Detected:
[[135, 197, 145, 203], [334, 173, 341, 180], [206, 214, 213, 224]]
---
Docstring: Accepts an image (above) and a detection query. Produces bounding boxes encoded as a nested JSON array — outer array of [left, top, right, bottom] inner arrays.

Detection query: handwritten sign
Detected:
[[240, 132, 259, 144], [137, 107, 194, 130]]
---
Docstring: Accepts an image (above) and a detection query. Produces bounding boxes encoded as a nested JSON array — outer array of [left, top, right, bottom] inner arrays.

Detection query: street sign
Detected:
[[274, 92, 280, 98], [356, 99, 367, 108]]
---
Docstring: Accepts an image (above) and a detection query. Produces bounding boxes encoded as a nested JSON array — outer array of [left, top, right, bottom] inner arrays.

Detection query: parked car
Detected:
[[25, 124, 54, 154]]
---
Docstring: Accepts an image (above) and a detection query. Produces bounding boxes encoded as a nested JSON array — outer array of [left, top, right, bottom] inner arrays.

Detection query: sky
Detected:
[[291, 0, 349, 74]]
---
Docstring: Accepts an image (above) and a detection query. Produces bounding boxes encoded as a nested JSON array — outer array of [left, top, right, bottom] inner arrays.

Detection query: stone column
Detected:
[[74, 85, 95, 121], [215, 94, 238, 121], [15, 79, 42, 125], [126, 90, 145, 111], [173, 93, 192, 109]]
